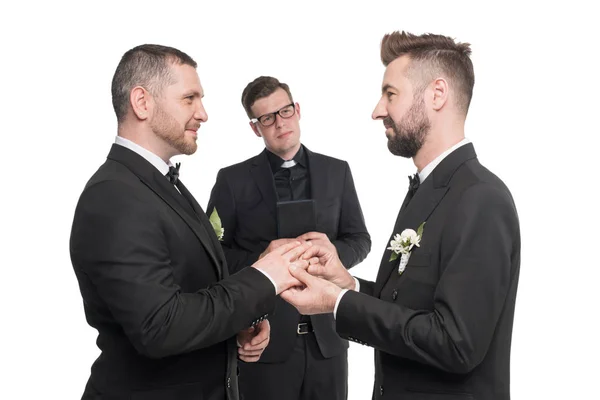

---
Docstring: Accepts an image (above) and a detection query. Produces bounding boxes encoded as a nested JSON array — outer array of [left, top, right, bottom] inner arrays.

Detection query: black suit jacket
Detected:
[[336, 144, 520, 400], [207, 147, 371, 362], [70, 144, 276, 400]]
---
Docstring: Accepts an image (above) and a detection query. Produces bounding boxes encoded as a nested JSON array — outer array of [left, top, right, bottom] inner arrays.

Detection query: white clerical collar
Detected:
[[114, 136, 173, 176], [418, 138, 471, 183], [281, 160, 297, 168]]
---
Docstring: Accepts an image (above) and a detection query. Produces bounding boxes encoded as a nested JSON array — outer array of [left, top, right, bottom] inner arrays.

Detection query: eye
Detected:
[[386, 91, 395, 100]]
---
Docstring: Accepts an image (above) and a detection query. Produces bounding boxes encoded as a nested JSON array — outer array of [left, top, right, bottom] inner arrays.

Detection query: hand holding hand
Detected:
[[280, 264, 342, 315], [299, 240, 355, 290], [297, 232, 337, 255], [252, 241, 313, 294]]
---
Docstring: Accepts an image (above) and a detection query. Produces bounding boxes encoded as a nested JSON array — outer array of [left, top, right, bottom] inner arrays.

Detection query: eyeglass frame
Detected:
[[250, 103, 296, 127]]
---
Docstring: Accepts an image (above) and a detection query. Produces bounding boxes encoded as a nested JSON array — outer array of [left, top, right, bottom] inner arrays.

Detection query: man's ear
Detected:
[[430, 78, 449, 111], [250, 121, 261, 137], [130, 86, 152, 120]]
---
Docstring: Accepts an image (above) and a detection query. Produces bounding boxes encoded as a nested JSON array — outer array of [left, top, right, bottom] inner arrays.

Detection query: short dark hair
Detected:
[[241, 76, 294, 119], [381, 31, 475, 115], [111, 44, 197, 123]]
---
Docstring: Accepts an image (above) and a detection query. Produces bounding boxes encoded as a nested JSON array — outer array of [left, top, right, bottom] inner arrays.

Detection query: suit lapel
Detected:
[[374, 143, 478, 296], [374, 177, 448, 295], [107, 144, 224, 280], [250, 150, 278, 219], [305, 147, 327, 202], [176, 180, 227, 279]]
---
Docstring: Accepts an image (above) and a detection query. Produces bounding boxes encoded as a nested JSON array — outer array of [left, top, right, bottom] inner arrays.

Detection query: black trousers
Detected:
[[238, 333, 348, 400]]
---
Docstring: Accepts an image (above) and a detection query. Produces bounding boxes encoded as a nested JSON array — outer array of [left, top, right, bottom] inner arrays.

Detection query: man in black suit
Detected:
[[207, 76, 371, 400], [70, 45, 313, 400], [282, 31, 521, 400]]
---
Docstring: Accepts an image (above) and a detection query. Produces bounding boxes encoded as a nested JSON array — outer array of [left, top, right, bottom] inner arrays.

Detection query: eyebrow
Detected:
[[183, 90, 204, 98], [381, 84, 398, 94]]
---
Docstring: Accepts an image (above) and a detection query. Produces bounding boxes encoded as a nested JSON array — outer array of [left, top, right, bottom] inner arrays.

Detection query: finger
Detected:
[[239, 354, 261, 363], [289, 263, 322, 286], [239, 345, 267, 355], [289, 259, 309, 271], [280, 286, 302, 306], [272, 238, 296, 249], [271, 240, 302, 256], [245, 334, 269, 349], [307, 263, 327, 277], [297, 232, 325, 241], [307, 257, 320, 265], [284, 276, 305, 290], [283, 241, 313, 262], [300, 244, 327, 260], [249, 321, 270, 346]]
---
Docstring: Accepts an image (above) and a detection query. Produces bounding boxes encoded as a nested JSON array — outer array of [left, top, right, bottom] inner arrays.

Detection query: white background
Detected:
[[1, 1, 598, 399]]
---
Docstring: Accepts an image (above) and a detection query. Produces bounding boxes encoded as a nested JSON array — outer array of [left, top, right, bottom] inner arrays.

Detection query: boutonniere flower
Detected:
[[388, 222, 425, 274], [209, 208, 225, 241]]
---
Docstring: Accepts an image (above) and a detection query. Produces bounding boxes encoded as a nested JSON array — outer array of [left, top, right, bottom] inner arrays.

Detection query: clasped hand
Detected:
[[253, 233, 357, 315]]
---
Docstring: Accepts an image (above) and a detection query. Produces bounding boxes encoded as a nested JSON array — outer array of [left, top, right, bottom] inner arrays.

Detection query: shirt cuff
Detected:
[[333, 278, 360, 319], [256, 268, 277, 294], [333, 289, 349, 319]]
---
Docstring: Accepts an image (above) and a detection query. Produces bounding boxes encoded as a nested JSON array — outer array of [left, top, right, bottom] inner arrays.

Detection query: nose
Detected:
[[195, 99, 208, 122], [372, 97, 387, 120], [275, 113, 286, 128]]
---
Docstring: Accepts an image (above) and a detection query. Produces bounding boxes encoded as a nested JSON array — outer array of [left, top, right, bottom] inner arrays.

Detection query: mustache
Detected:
[[383, 117, 394, 130], [186, 123, 201, 131]]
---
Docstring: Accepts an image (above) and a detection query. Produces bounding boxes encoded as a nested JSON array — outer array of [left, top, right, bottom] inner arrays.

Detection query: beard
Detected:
[[385, 97, 430, 158], [151, 102, 198, 155]]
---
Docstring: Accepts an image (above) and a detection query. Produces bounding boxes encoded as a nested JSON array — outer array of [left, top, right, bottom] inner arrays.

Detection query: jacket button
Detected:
[[380, 385, 384, 396], [392, 289, 398, 300], [227, 377, 231, 388]]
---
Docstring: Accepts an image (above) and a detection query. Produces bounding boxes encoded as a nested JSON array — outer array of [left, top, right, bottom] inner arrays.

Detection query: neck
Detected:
[[118, 122, 176, 163], [271, 142, 301, 161], [413, 118, 465, 171]]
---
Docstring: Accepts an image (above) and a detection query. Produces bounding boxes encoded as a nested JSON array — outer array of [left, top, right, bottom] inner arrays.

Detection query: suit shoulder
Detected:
[[455, 160, 517, 212], [310, 150, 348, 166], [78, 160, 150, 207]]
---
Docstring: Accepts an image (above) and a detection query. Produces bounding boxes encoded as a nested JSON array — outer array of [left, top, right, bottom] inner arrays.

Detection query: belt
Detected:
[[297, 322, 314, 335]]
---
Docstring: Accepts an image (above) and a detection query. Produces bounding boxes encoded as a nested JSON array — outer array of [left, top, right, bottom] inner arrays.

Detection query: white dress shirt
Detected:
[[333, 138, 471, 317]]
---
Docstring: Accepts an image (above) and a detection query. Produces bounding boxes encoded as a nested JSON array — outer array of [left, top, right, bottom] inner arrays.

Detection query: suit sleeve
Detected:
[[356, 277, 376, 297], [333, 162, 372, 269], [70, 180, 275, 359], [207, 169, 261, 273], [335, 183, 519, 373]]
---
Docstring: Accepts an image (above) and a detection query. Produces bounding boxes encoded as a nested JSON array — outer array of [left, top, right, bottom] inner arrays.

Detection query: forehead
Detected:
[[251, 88, 291, 115], [382, 55, 412, 89], [167, 63, 203, 94]]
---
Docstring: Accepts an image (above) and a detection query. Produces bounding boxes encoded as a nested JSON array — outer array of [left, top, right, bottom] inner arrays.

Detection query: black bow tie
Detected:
[[408, 173, 420, 194], [166, 163, 181, 185]]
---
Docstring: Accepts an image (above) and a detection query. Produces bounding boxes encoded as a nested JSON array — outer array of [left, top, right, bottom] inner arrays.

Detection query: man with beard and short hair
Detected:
[[207, 76, 371, 400], [70, 44, 314, 400], [281, 31, 521, 400]]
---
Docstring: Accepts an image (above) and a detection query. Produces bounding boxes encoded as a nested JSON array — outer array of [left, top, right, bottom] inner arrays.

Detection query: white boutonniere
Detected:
[[388, 222, 425, 275], [209, 208, 225, 241]]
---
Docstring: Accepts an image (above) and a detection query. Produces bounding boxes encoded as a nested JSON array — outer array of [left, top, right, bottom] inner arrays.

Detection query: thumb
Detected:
[[289, 262, 317, 286], [307, 263, 327, 277]]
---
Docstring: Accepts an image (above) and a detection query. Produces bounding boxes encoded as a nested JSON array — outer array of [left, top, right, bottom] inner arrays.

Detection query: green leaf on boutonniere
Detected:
[[417, 221, 426, 238], [209, 208, 224, 241], [389, 252, 399, 262]]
